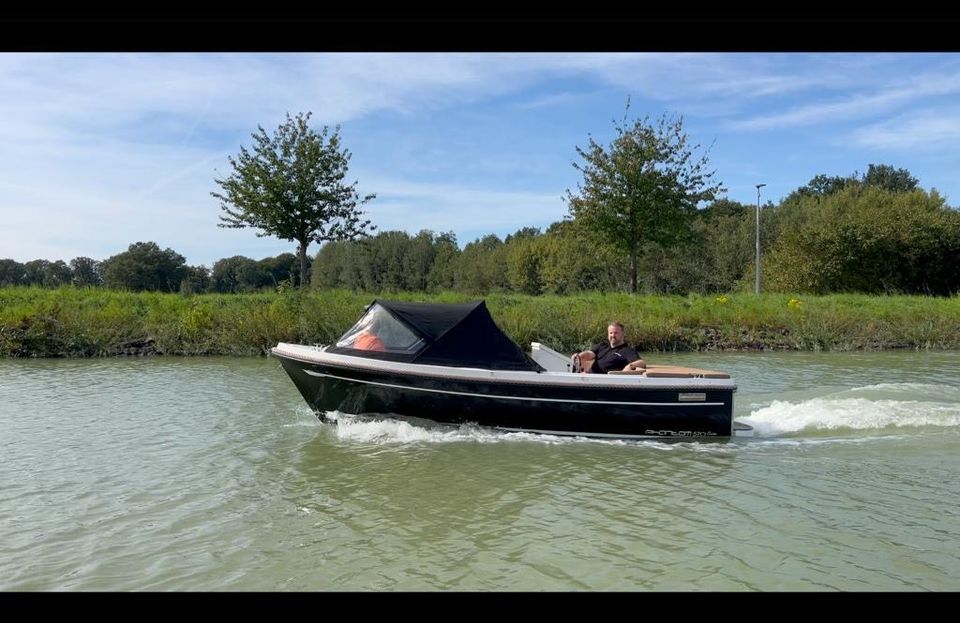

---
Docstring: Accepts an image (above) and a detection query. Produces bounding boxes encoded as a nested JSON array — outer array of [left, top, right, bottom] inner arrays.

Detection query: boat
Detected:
[[271, 299, 741, 439]]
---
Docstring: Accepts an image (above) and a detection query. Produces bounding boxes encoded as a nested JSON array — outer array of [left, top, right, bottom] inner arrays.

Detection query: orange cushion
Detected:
[[355, 331, 386, 352]]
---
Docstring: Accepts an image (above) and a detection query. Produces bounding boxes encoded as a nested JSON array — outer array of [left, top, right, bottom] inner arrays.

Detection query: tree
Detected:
[[212, 111, 376, 288], [0, 259, 26, 286], [645, 200, 755, 294], [101, 242, 187, 292], [566, 103, 723, 293], [70, 257, 103, 287], [455, 235, 508, 294], [259, 253, 299, 288], [863, 164, 919, 193], [789, 164, 918, 201], [505, 233, 544, 295], [311, 241, 350, 289], [43, 260, 72, 287], [179, 265, 212, 295], [504, 226, 541, 244], [211, 255, 257, 293], [403, 230, 440, 293], [763, 186, 960, 295], [800, 173, 857, 197], [360, 230, 411, 292], [23, 259, 51, 286], [426, 232, 459, 293]]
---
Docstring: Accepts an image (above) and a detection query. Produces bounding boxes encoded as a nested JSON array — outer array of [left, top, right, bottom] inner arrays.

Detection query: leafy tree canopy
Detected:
[[101, 242, 187, 292], [566, 101, 723, 292], [212, 111, 376, 287]]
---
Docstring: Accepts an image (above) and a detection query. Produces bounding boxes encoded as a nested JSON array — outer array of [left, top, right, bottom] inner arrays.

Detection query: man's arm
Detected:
[[622, 347, 645, 370]]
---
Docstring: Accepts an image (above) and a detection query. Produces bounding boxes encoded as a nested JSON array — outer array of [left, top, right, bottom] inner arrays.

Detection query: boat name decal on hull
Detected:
[[644, 430, 718, 437]]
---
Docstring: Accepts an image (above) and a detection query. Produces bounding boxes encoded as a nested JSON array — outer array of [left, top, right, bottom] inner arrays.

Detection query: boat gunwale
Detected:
[[271, 342, 738, 392]]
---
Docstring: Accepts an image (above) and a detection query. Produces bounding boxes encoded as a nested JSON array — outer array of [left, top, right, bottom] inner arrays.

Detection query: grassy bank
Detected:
[[1, 287, 959, 357]]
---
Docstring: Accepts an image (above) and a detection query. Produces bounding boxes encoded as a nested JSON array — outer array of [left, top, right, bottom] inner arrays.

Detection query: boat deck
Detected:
[[609, 365, 730, 379]]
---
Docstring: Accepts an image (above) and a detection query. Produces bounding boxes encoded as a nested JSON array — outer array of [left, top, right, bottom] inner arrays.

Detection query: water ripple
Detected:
[[2, 354, 959, 590]]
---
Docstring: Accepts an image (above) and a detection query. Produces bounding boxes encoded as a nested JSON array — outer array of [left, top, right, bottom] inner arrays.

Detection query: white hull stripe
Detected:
[[305, 370, 725, 407]]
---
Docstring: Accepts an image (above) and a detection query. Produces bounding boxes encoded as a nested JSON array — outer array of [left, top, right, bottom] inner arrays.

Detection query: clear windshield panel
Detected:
[[335, 303, 425, 353]]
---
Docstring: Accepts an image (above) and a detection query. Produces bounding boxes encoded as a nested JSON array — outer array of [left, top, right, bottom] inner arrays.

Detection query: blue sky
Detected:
[[3, 52, 959, 268]]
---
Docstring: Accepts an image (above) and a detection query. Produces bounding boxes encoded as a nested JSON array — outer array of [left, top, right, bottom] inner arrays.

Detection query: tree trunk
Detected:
[[629, 240, 638, 293], [297, 240, 309, 289]]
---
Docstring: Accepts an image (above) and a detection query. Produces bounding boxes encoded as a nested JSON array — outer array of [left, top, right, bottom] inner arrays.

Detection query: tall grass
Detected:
[[1, 286, 958, 357]]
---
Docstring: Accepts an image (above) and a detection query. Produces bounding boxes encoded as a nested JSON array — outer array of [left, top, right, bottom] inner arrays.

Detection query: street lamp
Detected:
[[755, 183, 766, 295]]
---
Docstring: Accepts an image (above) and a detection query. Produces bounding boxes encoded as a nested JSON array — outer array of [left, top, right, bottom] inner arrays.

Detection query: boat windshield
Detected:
[[335, 303, 425, 353]]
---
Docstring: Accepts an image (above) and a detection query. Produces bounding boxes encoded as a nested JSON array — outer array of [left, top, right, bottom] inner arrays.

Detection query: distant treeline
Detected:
[[0, 242, 308, 294], [4, 166, 960, 297], [314, 178, 960, 296]]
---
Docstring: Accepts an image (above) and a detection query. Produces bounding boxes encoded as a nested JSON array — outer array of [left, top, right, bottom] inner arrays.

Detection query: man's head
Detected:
[[607, 321, 625, 347]]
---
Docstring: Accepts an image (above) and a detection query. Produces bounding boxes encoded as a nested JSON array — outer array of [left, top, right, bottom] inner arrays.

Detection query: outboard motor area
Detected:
[[531, 342, 574, 372]]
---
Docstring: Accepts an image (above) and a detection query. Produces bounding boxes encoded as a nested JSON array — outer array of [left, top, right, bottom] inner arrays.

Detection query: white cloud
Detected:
[[848, 110, 960, 150], [728, 68, 960, 132]]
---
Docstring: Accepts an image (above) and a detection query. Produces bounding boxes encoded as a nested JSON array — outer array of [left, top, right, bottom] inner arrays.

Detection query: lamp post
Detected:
[[755, 183, 766, 295]]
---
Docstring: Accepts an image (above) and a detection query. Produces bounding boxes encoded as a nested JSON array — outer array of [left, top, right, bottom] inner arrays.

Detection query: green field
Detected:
[[1, 286, 958, 357]]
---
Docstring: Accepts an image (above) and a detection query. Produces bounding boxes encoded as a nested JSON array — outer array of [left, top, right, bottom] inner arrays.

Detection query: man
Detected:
[[574, 321, 645, 374]]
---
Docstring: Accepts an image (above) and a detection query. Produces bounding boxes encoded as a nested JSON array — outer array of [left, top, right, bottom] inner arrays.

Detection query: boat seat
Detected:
[[608, 365, 730, 379]]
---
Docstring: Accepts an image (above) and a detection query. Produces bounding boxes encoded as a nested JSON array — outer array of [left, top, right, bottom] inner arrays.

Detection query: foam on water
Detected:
[[319, 411, 737, 453], [740, 382, 960, 437], [844, 382, 960, 401]]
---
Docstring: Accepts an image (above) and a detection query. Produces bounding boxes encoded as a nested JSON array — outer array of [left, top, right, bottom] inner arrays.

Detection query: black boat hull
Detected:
[[276, 353, 735, 439]]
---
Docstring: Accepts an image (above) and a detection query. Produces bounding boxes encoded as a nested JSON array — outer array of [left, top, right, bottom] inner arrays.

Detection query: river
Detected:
[[1, 350, 958, 591]]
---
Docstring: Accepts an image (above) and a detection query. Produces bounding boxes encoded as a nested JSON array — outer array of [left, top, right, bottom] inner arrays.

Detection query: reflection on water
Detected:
[[1, 351, 958, 590]]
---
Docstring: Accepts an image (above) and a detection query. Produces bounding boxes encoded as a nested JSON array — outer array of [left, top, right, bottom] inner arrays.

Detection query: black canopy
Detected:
[[329, 299, 542, 371]]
